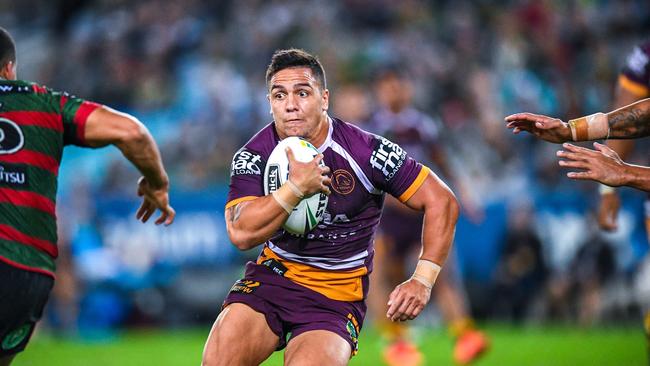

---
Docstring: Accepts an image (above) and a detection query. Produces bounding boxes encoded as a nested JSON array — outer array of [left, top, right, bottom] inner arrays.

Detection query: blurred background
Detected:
[[2, 0, 650, 364]]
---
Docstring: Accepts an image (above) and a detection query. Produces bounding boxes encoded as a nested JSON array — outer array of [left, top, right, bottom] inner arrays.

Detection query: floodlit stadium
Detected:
[[2, 0, 649, 365]]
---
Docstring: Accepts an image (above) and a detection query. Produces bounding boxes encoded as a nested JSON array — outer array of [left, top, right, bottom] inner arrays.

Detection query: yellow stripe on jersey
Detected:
[[398, 166, 431, 203], [618, 74, 650, 98], [257, 246, 367, 302], [225, 196, 258, 209]]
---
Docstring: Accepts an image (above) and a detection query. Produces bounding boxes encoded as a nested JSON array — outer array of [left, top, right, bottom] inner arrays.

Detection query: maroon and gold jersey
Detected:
[[0, 79, 100, 277], [226, 117, 430, 301], [619, 40, 650, 98]]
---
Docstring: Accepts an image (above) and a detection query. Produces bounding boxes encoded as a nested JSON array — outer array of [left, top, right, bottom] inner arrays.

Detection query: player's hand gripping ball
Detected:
[[264, 137, 328, 235]]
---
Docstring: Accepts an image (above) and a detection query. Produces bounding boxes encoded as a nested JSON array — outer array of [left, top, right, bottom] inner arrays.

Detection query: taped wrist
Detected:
[[568, 112, 609, 141], [272, 190, 295, 214], [286, 179, 305, 199], [410, 259, 442, 290], [598, 183, 615, 195]]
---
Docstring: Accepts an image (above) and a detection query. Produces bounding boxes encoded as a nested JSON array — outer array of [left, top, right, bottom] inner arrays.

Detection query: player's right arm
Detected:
[[83, 106, 175, 225], [226, 148, 330, 250]]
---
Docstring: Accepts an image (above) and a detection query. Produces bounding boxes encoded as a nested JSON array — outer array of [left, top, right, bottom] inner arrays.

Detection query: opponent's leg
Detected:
[[284, 330, 351, 366], [202, 303, 279, 366]]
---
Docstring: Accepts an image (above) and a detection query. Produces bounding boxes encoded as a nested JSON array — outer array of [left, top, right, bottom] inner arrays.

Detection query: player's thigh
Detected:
[[284, 330, 351, 366], [202, 303, 279, 366]]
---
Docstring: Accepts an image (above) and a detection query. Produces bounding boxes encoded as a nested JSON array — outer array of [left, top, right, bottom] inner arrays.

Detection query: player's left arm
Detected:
[[84, 106, 175, 225], [385, 171, 459, 321]]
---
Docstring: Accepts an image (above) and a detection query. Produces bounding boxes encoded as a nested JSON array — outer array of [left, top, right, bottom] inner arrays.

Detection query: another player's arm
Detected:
[[604, 83, 644, 162], [598, 82, 646, 230], [84, 106, 175, 225], [505, 98, 650, 142], [226, 149, 330, 250], [386, 171, 459, 322], [558, 142, 650, 192]]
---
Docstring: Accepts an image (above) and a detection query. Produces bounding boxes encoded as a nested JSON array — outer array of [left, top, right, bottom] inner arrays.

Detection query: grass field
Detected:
[[14, 324, 645, 366]]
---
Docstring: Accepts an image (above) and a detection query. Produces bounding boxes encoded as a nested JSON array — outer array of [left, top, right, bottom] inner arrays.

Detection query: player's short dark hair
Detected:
[[266, 49, 327, 90], [0, 27, 16, 68]]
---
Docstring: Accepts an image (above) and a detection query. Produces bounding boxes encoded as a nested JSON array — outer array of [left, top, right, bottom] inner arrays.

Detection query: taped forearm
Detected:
[[568, 113, 609, 141]]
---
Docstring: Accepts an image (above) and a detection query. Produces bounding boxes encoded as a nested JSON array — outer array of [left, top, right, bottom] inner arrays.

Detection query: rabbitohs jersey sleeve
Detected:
[[619, 40, 650, 98]]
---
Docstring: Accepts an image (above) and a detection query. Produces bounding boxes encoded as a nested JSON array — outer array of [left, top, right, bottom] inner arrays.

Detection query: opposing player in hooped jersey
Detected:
[[0, 27, 175, 365], [202, 49, 459, 366]]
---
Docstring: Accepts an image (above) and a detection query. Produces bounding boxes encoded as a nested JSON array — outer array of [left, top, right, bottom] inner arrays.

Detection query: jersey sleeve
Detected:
[[368, 135, 430, 202], [57, 92, 102, 146], [619, 44, 650, 98], [226, 147, 266, 209]]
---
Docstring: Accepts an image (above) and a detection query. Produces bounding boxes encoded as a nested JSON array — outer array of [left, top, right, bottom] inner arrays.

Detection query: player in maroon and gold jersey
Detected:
[[202, 49, 459, 366], [0, 27, 175, 365]]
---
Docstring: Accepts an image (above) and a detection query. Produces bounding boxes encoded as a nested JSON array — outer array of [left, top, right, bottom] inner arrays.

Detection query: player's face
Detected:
[[269, 67, 329, 144]]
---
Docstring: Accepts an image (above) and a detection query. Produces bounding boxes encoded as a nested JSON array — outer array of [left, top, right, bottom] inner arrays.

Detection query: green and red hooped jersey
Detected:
[[0, 79, 101, 277]]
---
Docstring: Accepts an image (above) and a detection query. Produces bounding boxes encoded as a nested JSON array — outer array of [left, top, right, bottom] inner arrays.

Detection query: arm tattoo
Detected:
[[228, 204, 243, 223], [609, 107, 650, 139]]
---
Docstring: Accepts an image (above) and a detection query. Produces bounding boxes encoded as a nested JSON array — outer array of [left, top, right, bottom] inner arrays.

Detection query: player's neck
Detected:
[[309, 114, 330, 148]]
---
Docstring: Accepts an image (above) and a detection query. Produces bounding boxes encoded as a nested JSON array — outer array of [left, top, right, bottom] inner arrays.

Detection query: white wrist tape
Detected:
[[568, 112, 609, 141], [410, 259, 442, 290], [272, 190, 294, 214], [286, 179, 305, 199], [598, 183, 615, 195]]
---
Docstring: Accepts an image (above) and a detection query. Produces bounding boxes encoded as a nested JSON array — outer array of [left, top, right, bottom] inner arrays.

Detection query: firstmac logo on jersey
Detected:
[[231, 149, 262, 176], [370, 137, 406, 180]]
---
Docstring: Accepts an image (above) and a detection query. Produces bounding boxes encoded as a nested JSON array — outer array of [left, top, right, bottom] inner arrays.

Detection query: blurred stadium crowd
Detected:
[[2, 0, 650, 336]]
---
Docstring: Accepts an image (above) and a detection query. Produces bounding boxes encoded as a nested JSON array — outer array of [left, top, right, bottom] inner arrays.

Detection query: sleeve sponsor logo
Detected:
[[0, 118, 24, 155], [230, 149, 262, 176], [370, 137, 407, 180]]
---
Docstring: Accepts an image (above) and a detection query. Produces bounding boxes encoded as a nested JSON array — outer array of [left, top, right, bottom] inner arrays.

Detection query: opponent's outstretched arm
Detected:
[[385, 171, 459, 322], [505, 97, 650, 143], [84, 106, 175, 225], [225, 149, 331, 250], [558, 142, 650, 192]]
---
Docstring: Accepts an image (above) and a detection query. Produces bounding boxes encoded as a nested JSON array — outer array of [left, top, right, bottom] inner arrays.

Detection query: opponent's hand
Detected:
[[136, 176, 176, 225], [557, 142, 627, 186], [386, 278, 432, 322], [597, 191, 621, 232], [505, 113, 572, 143], [286, 147, 331, 196]]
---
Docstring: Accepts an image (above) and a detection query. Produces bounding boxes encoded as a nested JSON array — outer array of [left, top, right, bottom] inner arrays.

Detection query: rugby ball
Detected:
[[264, 136, 328, 235]]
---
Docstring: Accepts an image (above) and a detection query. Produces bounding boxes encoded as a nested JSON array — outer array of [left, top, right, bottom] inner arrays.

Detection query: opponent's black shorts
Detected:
[[0, 260, 54, 356]]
